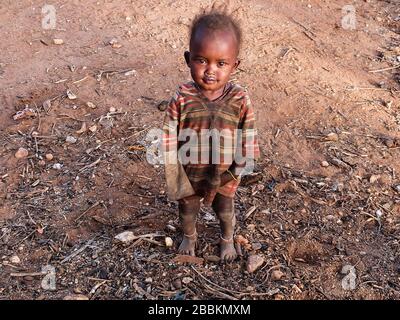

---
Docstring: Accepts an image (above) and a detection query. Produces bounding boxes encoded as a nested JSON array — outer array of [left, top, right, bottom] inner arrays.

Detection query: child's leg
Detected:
[[212, 193, 237, 262], [178, 195, 201, 256]]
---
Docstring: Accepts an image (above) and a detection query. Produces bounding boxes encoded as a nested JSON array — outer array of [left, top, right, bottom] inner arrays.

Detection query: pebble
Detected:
[[10, 255, 21, 264], [109, 107, 116, 112], [66, 136, 77, 144], [115, 231, 135, 243], [182, 277, 193, 285], [53, 38, 64, 45], [15, 147, 29, 159], [38, 160, 46, 166], [86, 102, 96, 109], [395, 185, 400, 193], [369, 174, 380, 184], [204, 255, 220, 263], [246, 254, 265, 273], [166, 224, 176, 232], [173, 255, 204, 265], [66, 90, 77, 100], [45, 154, 54, 161], [271, 270, 284, 281], [89, 125, 97, 132], [165, 237, 173, 247], [53, 163, 62, 170], [321, 161, 330, 167], [145, 277, 153, 283], [324, 132, 339, 142]]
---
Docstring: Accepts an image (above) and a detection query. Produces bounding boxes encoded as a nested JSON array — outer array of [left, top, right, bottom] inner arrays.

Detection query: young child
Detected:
[[162, 10, 259, 262]]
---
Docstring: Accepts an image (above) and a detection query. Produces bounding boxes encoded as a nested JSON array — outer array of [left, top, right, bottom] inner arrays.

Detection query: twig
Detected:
[[75, 202, 101, 222], [10, 272, 45, 277], [89, 280, 107, 296], [202, 283, 238, 300], [72, 76, 89, 84], [33, 102, 41, 131], [368, 65, 400, 73], [244, 205, 258, 220], [78, 158, 101, 173], [191, 266, 245, 296], [57, 114, 86, 122], [60, 238, 94, 264]]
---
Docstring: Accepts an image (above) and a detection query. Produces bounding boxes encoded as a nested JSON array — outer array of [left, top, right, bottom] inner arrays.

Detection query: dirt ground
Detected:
[[1, 0, 400, 300]]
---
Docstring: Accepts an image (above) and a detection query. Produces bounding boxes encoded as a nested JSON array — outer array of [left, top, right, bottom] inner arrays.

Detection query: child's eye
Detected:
[[196, 58, 206, 64], [218, 62, 227, 67]]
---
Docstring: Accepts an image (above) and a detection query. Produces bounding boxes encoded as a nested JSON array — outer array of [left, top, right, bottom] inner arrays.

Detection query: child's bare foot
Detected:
[[220, 235, 237, 262], [178, 232, 197, 256]]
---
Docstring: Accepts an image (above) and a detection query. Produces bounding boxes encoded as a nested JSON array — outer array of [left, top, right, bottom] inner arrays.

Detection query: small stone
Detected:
[[63, 294, 89, 300], [15, 147, 29, 159], [376, 209, 383, 218], [324, 132, 339, 142], [53, 163, 62, 170], [115, 231, 135, 243], [109, 107, 116, 113], [271, 270, 284, 281], [66, 90, 77, 100], [246, 254, 265, 273], [111, 43, 122, 49], [10, 255, 21, 264], [53, 38, 64, 45], [326, 215, 335, 221], [32, 131, 39, 137], [88, 125, 97, 132], [395, 185, 400, 193], [124, 70, 137, 76], [166, 224, 176, 232], [369, 174, 380, 184], [86, 102, 96, 109], [145, 277, 153, 283], [45, 154, 53, 161], [182, 277, 193, 285], [321, 161, 330, 167], [38, 160, 46, 166], [66, 136, 77, 144], [173, 255, 204, 265], [165, 237, 173, 247], [204, 255, 221, 263]]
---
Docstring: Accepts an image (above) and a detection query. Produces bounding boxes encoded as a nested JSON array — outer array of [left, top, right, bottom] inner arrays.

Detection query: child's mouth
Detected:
[[203, 77, 217, 84]]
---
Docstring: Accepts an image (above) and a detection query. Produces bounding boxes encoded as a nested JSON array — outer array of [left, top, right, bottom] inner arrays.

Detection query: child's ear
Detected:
[[184, 51, 190, 66]]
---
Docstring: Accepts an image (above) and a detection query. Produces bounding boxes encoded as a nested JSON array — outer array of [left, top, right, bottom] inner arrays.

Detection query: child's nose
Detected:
[[205, 63, 217, 74]]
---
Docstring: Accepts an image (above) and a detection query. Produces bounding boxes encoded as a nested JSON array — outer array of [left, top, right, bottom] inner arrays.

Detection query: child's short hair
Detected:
[[189, 11, 242, 52]]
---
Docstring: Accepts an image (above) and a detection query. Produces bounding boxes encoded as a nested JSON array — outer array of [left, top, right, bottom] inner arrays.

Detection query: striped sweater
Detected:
[[162, 81, 260, 200]]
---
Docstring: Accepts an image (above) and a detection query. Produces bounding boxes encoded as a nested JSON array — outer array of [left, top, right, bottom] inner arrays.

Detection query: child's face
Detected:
[[185, 28, 240, 96]]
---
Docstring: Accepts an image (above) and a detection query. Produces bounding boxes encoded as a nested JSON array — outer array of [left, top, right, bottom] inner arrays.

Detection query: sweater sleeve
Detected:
[[162, 90, 195, 200], [229, 91, 260, 177]]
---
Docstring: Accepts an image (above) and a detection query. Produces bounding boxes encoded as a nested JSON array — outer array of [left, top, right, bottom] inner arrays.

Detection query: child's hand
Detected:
[[220, 171, 238, 186]]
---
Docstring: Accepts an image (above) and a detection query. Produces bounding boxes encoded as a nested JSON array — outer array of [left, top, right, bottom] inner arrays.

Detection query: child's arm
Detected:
[[229, 91, 260, 178], [162, 91, 195, 200]]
